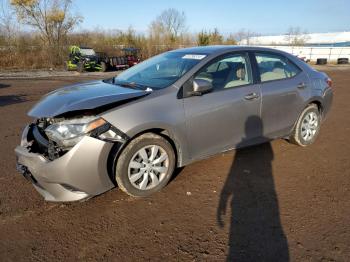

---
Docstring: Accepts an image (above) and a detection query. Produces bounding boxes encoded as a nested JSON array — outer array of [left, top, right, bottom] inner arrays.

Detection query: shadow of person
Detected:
[[217, 116, 289, 261]]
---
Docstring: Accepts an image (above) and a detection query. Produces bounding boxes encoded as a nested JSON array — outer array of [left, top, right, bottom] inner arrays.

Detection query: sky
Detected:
[[72, 0, 350, 36]]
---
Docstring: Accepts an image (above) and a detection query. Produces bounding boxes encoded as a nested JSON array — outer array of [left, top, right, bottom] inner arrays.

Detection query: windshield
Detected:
[[80, 48, 96, 56], [114, 52, 206, 89]]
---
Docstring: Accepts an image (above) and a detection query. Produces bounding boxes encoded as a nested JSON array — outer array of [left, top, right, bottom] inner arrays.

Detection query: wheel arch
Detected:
[[128, 128, 182, 168], [107, 125, 185, 183], [305, 98, 324, 116], [289, 98, 323, 137]]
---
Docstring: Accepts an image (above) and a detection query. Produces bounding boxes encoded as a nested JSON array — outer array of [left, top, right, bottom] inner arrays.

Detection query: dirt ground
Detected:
[[0, 67, 349, 261]]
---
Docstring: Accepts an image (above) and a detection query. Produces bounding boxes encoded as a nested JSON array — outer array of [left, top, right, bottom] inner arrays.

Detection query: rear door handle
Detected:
[[297, 82, 306, 89], [244, 93, 260, 100]]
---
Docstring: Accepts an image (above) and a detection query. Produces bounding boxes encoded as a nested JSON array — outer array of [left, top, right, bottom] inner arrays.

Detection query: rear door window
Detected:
[[255, 53, 301, 82]]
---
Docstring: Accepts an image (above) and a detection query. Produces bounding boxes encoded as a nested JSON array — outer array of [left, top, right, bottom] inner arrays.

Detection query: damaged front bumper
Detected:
[[15, 125, 116, 202]]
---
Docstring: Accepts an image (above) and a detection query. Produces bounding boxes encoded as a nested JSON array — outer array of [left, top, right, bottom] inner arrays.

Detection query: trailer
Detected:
[[65, 46, 140, 72]]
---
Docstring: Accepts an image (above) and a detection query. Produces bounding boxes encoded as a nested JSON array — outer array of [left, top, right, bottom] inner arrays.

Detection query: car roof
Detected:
[[170, 45, 284, 55]]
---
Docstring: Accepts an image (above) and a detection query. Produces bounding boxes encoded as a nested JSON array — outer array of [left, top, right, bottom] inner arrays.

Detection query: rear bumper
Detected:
[[15, 126, 115, 202], [322, 87, 333, 121]]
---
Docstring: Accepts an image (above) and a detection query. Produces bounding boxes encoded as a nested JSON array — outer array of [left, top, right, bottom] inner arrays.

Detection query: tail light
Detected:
[[326, 77, 333, 88]]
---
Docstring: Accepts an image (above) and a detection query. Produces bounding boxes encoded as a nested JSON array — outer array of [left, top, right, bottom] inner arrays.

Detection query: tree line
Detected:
[[0, 0, 308, 69]]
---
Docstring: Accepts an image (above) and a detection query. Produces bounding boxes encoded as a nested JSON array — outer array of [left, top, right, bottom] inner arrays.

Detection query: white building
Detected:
[[239, 32, 350, 63], [241, 31, 350, 46]]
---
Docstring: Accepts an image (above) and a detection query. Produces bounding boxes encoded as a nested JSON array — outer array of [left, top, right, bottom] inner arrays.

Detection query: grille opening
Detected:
[[27, 122, 67, 161]]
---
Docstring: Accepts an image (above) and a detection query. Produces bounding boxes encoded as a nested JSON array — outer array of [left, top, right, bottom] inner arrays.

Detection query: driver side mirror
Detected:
[[190, 79, 213, 96]]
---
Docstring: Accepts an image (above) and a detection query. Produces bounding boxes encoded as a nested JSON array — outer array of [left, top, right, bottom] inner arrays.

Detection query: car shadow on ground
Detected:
[[169, 166, 185, 182], [0, 84, 11, 89], [0, 95, 27, 107], [217, 116, 289, 261]]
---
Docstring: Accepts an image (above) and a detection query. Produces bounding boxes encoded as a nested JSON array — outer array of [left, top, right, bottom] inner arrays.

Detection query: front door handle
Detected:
[[297, 82, 306, 89], [244, 93, 260, 100]]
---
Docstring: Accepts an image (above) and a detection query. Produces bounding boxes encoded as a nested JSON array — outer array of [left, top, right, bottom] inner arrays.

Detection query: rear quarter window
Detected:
[[255, 52, 301, 82]]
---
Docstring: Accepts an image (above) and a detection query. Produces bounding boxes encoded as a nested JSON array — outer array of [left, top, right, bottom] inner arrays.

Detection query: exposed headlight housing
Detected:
[[45, 116, 107, 148]]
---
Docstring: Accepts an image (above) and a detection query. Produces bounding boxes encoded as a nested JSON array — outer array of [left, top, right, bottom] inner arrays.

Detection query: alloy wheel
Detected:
[[301, 111, 319, 141], [128, 145, 169, 190]]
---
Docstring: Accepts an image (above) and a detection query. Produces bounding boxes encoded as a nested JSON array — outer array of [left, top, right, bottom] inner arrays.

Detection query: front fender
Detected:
[[126, 122, 189, 167], [101, 88, 190, 167]]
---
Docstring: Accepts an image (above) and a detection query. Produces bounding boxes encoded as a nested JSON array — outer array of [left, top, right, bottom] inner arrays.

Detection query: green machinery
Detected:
[[65, 46, 103, 72], [65, 45, 141, 72]]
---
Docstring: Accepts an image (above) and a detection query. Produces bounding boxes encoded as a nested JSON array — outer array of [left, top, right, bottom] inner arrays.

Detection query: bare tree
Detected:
[[234, 29, 258, 45], [209, 28, 223, 44], [284, 27, 310, 46], [0, 0, 19, 44], [224, 34, 237, 45], [11, 0, 82, 55], [154, 8, 186, 42], [197, 28, 223, 46], [149, 19, 167, 39], [197, 30, 210, 46], [148, 19, 168, 54], [233, 30, 247, 44]]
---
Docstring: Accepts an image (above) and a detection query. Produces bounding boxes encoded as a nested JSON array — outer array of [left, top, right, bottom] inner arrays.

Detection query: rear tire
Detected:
[[115, 133, 175, 197], [316, 58, 327, 65], [337, 58, 349, 64], [289, 104, 321, 146], [77, 62, 84, 73], [100, 61, 108, 72]]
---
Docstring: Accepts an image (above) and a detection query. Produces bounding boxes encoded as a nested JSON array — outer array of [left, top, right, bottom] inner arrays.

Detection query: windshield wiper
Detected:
[[114, 80, 139, 88], [113, 80, 153, 91]]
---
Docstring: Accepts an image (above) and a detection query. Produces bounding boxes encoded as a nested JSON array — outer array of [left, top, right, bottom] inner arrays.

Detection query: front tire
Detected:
[[115, 133, 175, 197], [289, 104, 321, 146]]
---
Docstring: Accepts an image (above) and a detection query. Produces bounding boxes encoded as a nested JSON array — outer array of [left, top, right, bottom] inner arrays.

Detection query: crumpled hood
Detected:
[[28, 80, 149, 118]]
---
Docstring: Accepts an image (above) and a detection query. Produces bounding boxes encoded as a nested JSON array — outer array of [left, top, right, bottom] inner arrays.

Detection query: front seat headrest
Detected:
[[236, 63, 246, 80]]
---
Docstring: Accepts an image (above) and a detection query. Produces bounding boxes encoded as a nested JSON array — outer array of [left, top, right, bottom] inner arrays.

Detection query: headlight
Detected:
[[45, 116, 106, 148]]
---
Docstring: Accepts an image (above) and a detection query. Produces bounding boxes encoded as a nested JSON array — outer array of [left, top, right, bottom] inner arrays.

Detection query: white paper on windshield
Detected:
[[182, 54, 206, 60]]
